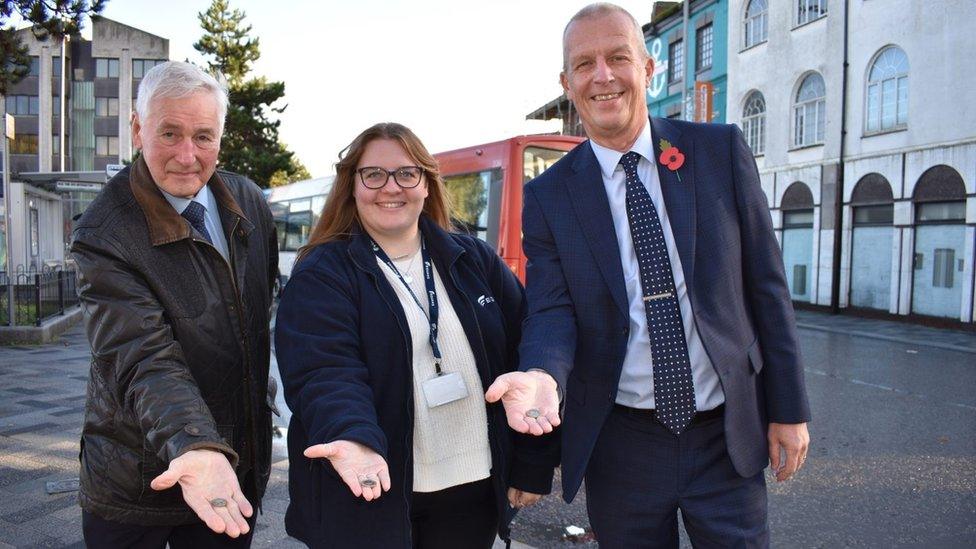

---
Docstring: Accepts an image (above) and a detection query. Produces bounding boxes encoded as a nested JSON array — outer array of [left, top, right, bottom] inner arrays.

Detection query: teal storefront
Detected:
[[644, 0, 728, 123]]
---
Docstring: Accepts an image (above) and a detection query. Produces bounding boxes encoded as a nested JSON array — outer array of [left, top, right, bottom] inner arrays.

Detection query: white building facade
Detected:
[[727, 0, 976, 324]]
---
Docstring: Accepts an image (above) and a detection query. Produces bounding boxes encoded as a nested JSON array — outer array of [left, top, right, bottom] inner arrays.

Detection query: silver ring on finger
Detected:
[[525, 408, 541, 419], [209, 497, 228, 508], [359, 477, 377, 488]]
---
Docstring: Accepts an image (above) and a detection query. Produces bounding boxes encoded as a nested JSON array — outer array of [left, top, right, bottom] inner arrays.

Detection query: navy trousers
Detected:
[[410, 477, 497, 549], [584, 406, 768, 548], [82, 510, 256, 549]]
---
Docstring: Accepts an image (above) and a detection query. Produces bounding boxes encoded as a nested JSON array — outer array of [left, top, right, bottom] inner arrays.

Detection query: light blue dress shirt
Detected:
[[159, 184, 231, 262], [589, 121, 724, 412]]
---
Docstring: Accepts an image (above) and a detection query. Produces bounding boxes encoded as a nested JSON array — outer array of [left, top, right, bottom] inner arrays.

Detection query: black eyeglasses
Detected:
[[357, 166, 425, 189]]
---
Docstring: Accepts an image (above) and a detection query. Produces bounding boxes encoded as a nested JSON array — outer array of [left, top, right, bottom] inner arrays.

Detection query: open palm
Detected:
[[304, 440, 391, 501], [485, 371, 561, 435]]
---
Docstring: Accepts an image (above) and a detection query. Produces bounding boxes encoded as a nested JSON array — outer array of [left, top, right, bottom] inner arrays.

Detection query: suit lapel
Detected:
[[565, 143, 629, 318], [650, 117, 696, 287]]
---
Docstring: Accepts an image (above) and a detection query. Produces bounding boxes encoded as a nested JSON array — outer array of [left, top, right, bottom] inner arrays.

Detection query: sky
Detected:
[[76, 0, 658, 178]]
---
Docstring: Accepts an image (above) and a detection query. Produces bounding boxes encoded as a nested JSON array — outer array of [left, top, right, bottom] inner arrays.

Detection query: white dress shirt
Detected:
[[589, 121, 724, 411], [159, 184, 231, 262]]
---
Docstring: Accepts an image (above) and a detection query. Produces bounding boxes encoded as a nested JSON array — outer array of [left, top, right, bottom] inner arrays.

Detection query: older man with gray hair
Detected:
[[72, 61, 278, 547]]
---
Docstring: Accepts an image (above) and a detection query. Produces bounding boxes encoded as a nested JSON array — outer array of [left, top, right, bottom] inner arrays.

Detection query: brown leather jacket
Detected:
[[71, 157, 278, 525]]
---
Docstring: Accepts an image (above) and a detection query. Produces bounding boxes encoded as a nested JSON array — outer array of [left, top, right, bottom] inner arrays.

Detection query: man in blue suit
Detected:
[[485, 3, 811, 547]]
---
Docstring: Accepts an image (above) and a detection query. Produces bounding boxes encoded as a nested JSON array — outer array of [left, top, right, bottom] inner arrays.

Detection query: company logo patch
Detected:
[[477, 294, 496, 307]]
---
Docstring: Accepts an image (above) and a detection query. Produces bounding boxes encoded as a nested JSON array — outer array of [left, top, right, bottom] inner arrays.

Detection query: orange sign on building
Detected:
[[694, 81, 714, 123]]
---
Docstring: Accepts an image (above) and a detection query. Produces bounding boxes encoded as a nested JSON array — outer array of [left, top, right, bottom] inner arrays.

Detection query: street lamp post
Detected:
[[3, 112, 14, 325], [59, 32, 68, 172]]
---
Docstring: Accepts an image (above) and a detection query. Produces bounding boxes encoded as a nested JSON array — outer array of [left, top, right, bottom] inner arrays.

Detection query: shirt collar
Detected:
[[588, 121, 654, 180], [159, 183, 215, 216]]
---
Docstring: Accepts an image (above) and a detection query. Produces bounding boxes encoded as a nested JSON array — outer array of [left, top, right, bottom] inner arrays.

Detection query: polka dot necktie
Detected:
[[181, 201, 213, 244], [620, 151, 696, 435]]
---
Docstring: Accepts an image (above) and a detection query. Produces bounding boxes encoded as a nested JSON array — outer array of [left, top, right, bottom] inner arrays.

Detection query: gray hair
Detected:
[[135, 61, 229, 133], [563, 2, 649, 70]]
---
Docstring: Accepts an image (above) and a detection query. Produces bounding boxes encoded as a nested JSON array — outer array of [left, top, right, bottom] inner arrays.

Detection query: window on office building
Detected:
[[742, 91, 766, 155], [866, 46, 909, 133], [95, 97, 120, 117], [744, 0, 767, 48], [95, 58, 120, 78], [28, 56, 40, 76], [793, 73, 826, 147], [696, 24, 713, 71], [6, 95, 39, 115], [797, 0, 827, 26], [11, 134, 38, 154], [133, 58, 166, 79], [95, 136, 119, 156], [53, 55, 62, 75], [52, 134, 60, 155], [668, 40, 683, 84]]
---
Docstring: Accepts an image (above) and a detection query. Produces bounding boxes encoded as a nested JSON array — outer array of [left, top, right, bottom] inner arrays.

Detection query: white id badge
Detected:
[[422, 371, 469, 408]]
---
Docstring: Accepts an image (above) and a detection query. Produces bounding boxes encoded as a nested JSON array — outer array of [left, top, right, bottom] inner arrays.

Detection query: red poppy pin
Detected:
[[658, 138, 685, 181]]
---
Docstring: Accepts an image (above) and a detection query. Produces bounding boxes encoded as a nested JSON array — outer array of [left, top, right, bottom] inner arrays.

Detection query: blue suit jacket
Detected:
[[519, 117, 812, 502]]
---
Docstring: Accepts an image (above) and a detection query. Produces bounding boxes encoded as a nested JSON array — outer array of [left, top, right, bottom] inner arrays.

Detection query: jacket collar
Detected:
[[566, 141, 629, 319], [563, 117, 698, 316], [129, 155, 250, 247], [649, 116, 696, 286], [347, 215, 465, 275]]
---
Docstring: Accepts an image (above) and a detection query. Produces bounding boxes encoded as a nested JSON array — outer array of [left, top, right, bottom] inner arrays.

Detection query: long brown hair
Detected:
[[296, 122, 453, 264]]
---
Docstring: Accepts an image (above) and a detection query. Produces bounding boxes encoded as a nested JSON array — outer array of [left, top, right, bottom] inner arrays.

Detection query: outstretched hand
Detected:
[[304, 440, 391, 501], [485, 370, 561, 436], [150, 449, 252, 538]]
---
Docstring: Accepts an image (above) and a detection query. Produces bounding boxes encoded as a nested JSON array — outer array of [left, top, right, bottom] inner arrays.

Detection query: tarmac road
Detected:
[[0, 309, 972, 547], [505, 319, 976, 548]]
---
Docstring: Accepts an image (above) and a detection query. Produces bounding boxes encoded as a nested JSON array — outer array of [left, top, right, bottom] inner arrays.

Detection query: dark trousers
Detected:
[[584, 406, 769, 549], [410, 477, 497, 549], [82, 510, 256, 549]]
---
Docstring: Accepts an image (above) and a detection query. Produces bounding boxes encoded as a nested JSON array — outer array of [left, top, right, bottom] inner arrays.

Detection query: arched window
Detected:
[[911, 165, 966, 318], [797, 0, 827, 26], [780, 182, 815, 301], [742, 91, 766, 155], [744, 0, 768, 49], [793, 73, 826, 147], [851, 173, 894, 224], [866, 46, 909, 133], [849, 174, 894, 310]]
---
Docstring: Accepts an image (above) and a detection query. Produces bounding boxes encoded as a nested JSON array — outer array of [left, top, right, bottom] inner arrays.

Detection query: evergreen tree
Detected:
[[194, 0, 308, 188], [0, 0, 106, 96]]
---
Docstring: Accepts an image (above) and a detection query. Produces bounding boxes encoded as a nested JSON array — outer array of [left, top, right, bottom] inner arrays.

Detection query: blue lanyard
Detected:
[[370, 236, 443, 374]]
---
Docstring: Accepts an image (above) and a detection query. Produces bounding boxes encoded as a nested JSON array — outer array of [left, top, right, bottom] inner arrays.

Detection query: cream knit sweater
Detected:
[[378, 253, 492, 493]]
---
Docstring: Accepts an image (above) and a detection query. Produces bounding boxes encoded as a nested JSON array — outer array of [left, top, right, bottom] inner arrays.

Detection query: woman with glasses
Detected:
[[274, 123, 557, 549]]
